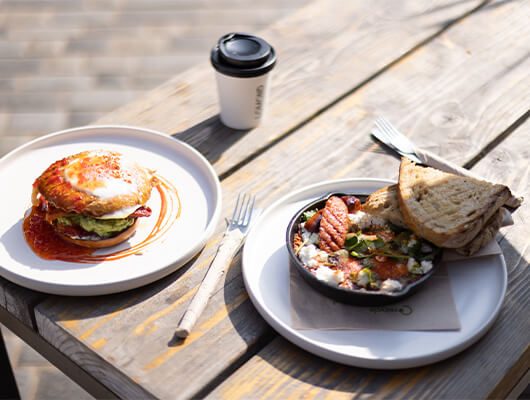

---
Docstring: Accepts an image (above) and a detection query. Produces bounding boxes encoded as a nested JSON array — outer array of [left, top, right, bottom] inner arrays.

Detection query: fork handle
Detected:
[[413, 147, 483, 180], [175, 229, 245, 339]]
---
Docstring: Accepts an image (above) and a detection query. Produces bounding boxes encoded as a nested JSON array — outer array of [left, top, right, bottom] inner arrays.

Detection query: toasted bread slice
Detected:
[[397, 158, 512, 248], [455, 207, 504, 256], [361, 184, 408, 228], [364, 182, 504, 255]]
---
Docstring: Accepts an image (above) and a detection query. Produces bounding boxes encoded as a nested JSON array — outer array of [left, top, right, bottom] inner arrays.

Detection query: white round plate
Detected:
[[0, 125, 222, 296], [242, 178, 507, 369]]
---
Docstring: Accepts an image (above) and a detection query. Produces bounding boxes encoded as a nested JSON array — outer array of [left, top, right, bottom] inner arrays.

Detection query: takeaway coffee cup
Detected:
[[211, 33, 277, 130]]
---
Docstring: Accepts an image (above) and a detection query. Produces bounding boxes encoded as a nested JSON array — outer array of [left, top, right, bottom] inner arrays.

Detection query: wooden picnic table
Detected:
[[1, 0, 529, 398]]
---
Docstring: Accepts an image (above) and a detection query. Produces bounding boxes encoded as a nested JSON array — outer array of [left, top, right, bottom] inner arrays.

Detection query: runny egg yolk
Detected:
[[64, 151, 139, 199]]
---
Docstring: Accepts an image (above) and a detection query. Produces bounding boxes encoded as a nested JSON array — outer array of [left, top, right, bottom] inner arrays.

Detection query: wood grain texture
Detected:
[[94, 0, 485, 177], [209, 0, 530, 206], [35, 253, 271, 399], [0, 277, 44, 329], [29, 0, 530, 398], [11, 0, 480, 332], [0, 306, 118, 399], [206, 336, 431, 400], [470, 120, 530, 399]]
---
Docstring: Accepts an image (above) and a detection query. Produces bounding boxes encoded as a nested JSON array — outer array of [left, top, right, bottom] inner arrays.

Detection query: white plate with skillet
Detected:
[[242, 178, 507, 369], [0, 125, 222, 296]]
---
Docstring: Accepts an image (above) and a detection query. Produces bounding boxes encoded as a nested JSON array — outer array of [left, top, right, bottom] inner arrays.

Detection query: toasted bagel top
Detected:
[[34, 150, 155, 218]]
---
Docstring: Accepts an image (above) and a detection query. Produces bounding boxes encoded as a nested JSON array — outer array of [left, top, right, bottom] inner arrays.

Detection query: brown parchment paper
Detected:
[[290, 240, 502, 331]]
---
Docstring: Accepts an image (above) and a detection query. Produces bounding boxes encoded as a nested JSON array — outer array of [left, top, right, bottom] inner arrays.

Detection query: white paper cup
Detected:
[[211, 33, 276, 130], [214, 71, 272, 130]]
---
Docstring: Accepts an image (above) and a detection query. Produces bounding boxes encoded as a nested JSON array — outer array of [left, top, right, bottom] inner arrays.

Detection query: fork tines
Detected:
[[231, 193, 256, 227]]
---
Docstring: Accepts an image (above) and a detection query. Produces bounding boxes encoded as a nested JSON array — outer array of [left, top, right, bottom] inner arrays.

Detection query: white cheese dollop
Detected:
[[300, 227, 319, 245], [357, 269, 371, 287], [381, 279, 403, 292], [315, 266, 344, 285], [420, 260, 433, 274], [407, 257, 419, 272], [298, 244, 328, 268], [407, 257, 433, 275], [348, 210, 386, 230]]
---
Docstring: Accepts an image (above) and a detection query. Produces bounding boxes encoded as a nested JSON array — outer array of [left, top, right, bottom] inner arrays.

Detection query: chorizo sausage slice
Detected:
[[319, 196, 349, 252]]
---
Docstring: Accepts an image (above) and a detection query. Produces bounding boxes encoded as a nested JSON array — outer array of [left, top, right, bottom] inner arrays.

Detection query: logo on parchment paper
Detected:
[[369, 305, 413, 316]]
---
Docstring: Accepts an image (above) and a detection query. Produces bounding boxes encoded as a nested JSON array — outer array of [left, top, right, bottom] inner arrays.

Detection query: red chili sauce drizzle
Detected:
[[22, 173, 180, 263]]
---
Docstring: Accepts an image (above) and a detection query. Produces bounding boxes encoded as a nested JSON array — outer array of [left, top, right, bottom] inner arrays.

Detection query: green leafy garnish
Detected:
[[407, 238, 440, 261], [350, 250, 371, 259], [362, 259, 374, 268], [344, 233, 359, 249], [372, 238, 385, 249], [417, 245, 441, 261], [345, 233, 371, 255], [346, 232, 414, 260]]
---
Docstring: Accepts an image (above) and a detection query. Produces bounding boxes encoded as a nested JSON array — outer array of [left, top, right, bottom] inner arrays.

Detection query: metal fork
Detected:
[[228, 193, 256, 233], [370, 116, 522, 213], [371, 116, 423, 163], [175, 193, 259, 338]]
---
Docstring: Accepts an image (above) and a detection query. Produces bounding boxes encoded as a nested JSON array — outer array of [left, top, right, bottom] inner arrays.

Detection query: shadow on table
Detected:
[[171, 115, 252, 168]]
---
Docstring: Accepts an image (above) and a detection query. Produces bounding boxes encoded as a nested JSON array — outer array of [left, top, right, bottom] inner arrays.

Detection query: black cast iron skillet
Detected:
[[286, 192, 442, 306]]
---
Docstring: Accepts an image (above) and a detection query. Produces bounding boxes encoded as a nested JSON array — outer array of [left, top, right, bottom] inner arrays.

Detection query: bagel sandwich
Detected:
[[31, 150, 155, 248]]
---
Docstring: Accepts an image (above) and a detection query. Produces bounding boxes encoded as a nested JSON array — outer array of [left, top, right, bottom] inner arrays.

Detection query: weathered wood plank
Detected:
[[203, 0, 530, 207], [470, 121, 530, 400], [94, 0, 486, 177], [0, 277, 44, 329], [35, 256, 271, 399], [33, 0, 530, 399], [0, 305, 118, 399], [206, 336, 414, 400]]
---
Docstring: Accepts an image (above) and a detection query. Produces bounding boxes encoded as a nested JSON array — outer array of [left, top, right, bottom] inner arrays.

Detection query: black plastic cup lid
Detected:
[[211, 33, 276, 78]]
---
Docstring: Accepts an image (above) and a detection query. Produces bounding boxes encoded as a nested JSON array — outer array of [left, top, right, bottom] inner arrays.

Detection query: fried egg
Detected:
[[35, 149, 155, 219], [64, 150, 140, 199]]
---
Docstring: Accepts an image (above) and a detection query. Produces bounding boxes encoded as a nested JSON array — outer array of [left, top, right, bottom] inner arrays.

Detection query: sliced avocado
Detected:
[[57, 215, 134, 237]]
